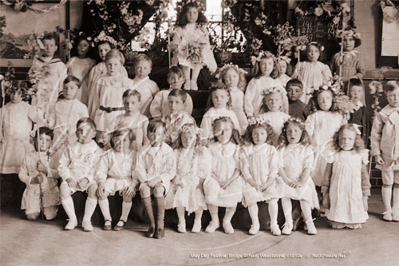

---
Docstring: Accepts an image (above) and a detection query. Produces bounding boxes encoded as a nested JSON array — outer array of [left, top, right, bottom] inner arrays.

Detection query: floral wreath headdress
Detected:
[[261, 86, 286, 97], [180, 0, 205, 12], [336, 29, 361, 40], [179, 123, 202, 135], [308, 41, 324, 52], [251, 50, 276, 64], [285, 117, 305, 128], [314, 81, 340, 95], [276, 56, 291, 64], [94, 31, 118, 47], [216, 63, 248, 79], [248, 116, 269, 127]]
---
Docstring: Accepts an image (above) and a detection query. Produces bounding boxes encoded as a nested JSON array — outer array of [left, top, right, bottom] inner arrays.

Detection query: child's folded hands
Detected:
[[66, 177, 77, 188], [77, 178, 89, 189]]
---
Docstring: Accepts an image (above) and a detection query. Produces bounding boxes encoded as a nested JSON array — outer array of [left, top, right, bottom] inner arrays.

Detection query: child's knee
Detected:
[[140, 186, 151, 198], [382, 171, 394, 186], [26, 212, 40, 221], [383, 183, 393, 188], [153, 186, 164, 197], [87, 183, 98, 197], [60, 183, 71, 199]]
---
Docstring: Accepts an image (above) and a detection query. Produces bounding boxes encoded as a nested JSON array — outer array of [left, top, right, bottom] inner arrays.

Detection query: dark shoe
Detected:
[[145, 226, 156, 238], [103, 220, 112, 231], [154, 228, 165, 239], [113, 220, 125, 231]]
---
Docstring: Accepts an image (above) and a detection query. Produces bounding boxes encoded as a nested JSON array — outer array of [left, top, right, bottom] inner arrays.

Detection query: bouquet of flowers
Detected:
[[179, 39, 205, 65]]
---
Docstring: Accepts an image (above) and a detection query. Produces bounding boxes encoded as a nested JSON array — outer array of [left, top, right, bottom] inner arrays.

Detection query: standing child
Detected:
[[292, 42, 333, 104], [348, 79, 370, 146], [240, 117, 280, 235], [19, 127, 60, 221], [150, 66, 193, 118], [203, 117, 243, 234], [67, 36, 96, 105], [97, 129, 138, 231], [58, 118, 103, 231], [200, 83, 241, 140], [305, 85, 346, 188], [136, 120, 176, 239], [47, 76, 89, 168], [90, 49, 133, 138], [278, 118, 319, 235], [87, 41, 128, 118], [131, 54, 159, 118], [0, 81, 45, 205], [218, 64, 248, 134], [171, 1, 217, 90], [28, 33, 67, 123], [165, 124, 210, 233], [162, 89, 195, 145], [370, 81, 399, 221], [245, 51, 288, 118], [277, 56, 292, 88], [322, 124, 370, 229], [258, 86, 291, 147], [286, 79, 308, 121]]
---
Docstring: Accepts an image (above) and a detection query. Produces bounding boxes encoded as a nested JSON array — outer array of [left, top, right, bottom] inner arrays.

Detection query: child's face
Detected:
[[76, 123, 96, 144], [42, 39, 57, 57], [38, 134, 52, 152], [386, 88, 399, 108], [77, 40, 90, 58], [113, 134, 131, 153], [224, 68, 240, 88], [135, 60, 152, 79], [186, 7, 199, 23], [259, 58, 274, 77], [287, 85, 303, 102], [212, 89, 229, 109], [148, 126, 165, 147], [123, 95, 140, 115], [349, 85, 363, 102], [265, 92, 281, 112], [63, 82, 79, 100], [106, 57, 122, 76], [339, 128, 356, 151], [343, 36, 355, 52], [10, 90, 23, 103], [252, 127, 267, 146], [306, 45, 320, 62], [317, 90, 333, 111], [168, 73, 184, 89], [168, 95, 185, 114], [98, 43, 111, 61], [286, 123, 302, 145], [181, 132, 196, 148], [214, 122, 233, 145], [278, 60, 287, 75]]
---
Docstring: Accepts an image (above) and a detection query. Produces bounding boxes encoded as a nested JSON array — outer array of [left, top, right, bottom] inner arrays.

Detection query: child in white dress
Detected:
[[258, 86, 291, 147], [19, 127, 60, 221], [241, 117, 280, 235], [171, 1, 217, 90], [100, 89, 149, 151], [150, 66, 193, 118], [200, 83, 241, 140], [58, 118, 103, 231], [136, 120, 176, 239], [165, 124, 210, 233], [203, 117, 243, 234], [277, 56, 292, 88], [67, 36, 96, 105], [245, 51, 288, 118], [322, 124, 370, 229], [162, 89, 195, 145], [97, 129, 138, 231], [292, 42, 333, 104], [218, 64, 248, 133], [277, 118, 319, 235]]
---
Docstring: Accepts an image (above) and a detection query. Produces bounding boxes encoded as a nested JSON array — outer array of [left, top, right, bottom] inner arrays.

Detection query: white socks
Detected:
[[62, 197, 76, 221], [120, 201, 132, 222], [99, 199, 112, 222], [83, 197, 97, 223]]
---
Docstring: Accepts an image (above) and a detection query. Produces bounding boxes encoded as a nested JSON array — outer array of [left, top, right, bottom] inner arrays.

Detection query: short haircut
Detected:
[[286, 78, 303, 91], [349, 79, 363, 88], [76, 117, 96, 131], [109, 128, 136, 149], [123, 89, 141, 102], [105, 49, 125, 65], [133, 53, 152, 68], [33, 127, 54, 151], [167, 66, 184, 80], [386, 81, 399, 92], [41, 33, 57, 44], [63, 75, 81, 88], [168, 89, 187, 103], [147, 119, 166, 135]]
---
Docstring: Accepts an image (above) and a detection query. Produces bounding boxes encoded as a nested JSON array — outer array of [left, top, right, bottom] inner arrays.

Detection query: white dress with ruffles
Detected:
[[257, 111, 291, 147]]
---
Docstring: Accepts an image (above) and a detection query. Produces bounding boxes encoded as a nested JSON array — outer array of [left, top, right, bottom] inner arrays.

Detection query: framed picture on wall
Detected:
[[0, 1, 68, 67]]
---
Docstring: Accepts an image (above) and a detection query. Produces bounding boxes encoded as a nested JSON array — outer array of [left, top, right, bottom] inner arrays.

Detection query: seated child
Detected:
[[58, 118, 103, 231], [97, 129, 138, 231], [150, 66, 193, 118], [286, 79, 308, 121], [19, 127, 60, 221], [162, 89, 195, 145], [101, 89, 149, 151], [136, 120, 176, 239]]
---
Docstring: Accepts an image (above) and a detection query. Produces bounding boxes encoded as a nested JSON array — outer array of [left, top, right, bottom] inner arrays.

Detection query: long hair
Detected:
[[218, 64, 247, 91], [253, 51, 280, 79], [259, 92, 285, 114], [307, 87, 339, 114], [6, 80, 29, 100], [70, 36, 95, 59], [305, 42, 325, 61], [212, 117, 242, 145], [242, 122, 274, 146], [332, 124, 365, 152], [175, 2, 207, 27], [172, 123, 201, 150], [205, 83, 232, 111], [277, 119, 311, 148]]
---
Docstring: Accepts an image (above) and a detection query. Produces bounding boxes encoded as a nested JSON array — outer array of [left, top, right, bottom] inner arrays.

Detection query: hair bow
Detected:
[[308, 42, 324, 51], [216, 63, 248, 79], [352, 124, 362, 135], [277, 56, 291, 64]]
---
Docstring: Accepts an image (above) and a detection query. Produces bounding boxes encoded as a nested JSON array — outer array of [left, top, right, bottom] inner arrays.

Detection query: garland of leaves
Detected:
[[1, 0, 67, 13]]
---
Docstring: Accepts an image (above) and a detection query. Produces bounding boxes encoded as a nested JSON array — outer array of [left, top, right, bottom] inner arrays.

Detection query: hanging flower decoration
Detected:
[[1, 0, 67, 13], [272, 22, 294, 57], [381, 0, 399, 23]]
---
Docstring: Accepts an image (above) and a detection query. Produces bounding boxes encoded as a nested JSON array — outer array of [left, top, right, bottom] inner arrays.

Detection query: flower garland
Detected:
[[261, 86, 286, 97], [1, 0, 67, 13]]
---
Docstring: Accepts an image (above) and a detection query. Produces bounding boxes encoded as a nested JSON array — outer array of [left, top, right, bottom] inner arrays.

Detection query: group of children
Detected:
[[1, 1, 398, 241]]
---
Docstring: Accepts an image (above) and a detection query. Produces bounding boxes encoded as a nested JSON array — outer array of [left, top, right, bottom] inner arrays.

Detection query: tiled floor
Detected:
[[1, 188, 398, 266]]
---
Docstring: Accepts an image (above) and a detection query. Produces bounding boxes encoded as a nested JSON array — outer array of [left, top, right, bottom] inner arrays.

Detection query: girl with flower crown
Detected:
[[165, 124, 210, 233], [292, 42, 332, 104]]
